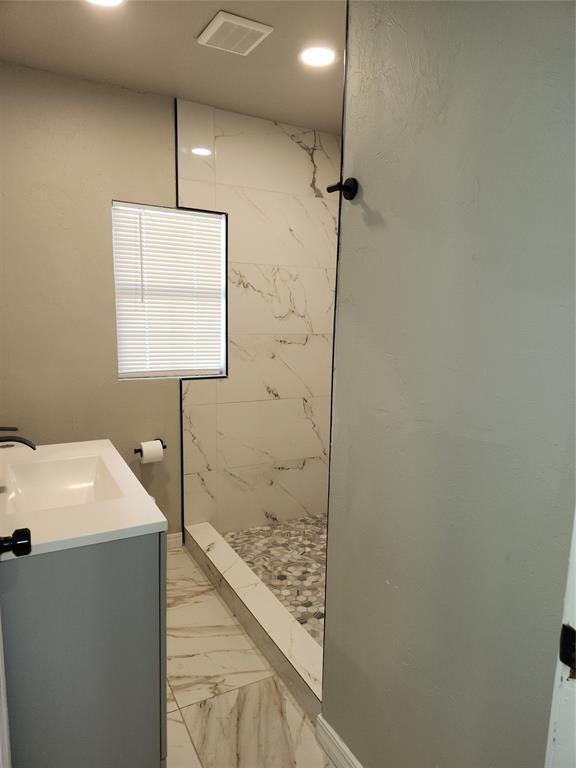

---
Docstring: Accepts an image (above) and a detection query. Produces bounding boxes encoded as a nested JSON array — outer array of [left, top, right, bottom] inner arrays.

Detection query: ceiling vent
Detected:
[[197, 11, 273, 56]]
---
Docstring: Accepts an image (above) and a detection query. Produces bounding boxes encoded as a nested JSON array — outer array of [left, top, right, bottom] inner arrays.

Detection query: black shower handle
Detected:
[[326, 177, 359, 200]]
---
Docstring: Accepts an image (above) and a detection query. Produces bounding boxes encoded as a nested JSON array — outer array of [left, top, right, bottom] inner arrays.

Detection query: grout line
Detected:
[[177, 702, 205, 768], [182, 395, 331, 405], [178, 176, 341, 203], [182, 457, 328, 478], [184, 332, 334, 337], [227, 261, 337, 271]]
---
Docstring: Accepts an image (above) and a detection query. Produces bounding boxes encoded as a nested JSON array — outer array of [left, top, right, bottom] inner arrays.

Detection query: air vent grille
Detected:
[[197, 11, 273, 56]]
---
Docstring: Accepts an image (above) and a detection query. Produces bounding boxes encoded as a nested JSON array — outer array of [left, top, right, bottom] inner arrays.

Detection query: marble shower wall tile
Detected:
[[182, 378, 217, 406], [181, 379, 217, 527], [182, 395, 331, 527], [182, 404, 217, 473], [217, 397, 330, 469], [214, 109, 341, 201], [178, 178, 216, 210], [219, 334, 333, 403], [183, 397, 330, 472], [177, 101, 215, 184], [216, 184, 337, 268], [218, 457, 329, 531], [183, 471, 217, 526], [229, 264, 335, 335], [177, 99, 339, 533], [184, 457, 329, 530], [183, 333, 332, 407], [181, 675, 332, 768]]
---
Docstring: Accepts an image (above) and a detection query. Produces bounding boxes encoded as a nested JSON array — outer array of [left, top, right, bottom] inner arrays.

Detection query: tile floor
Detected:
[[223, 516, 327, 645], [166, 547, 332, 768], [186, 522, 324, 698]]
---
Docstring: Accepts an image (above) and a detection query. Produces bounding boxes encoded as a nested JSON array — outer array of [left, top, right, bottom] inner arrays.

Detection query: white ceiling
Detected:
[[0, 0, 346, 133]]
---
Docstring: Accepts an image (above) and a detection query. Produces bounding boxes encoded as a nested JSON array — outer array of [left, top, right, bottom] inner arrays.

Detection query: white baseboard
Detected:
[[316, 715, 364, 768], [167, 532, 182, 551]]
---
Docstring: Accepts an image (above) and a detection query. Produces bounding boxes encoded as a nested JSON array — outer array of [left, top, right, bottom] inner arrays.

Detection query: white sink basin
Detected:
[[5, 455, 122, 513], [0, 439, 166, 557]]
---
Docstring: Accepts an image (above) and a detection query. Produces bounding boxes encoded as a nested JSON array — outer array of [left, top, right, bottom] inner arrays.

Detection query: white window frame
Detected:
[[111, 201, 227, 380]]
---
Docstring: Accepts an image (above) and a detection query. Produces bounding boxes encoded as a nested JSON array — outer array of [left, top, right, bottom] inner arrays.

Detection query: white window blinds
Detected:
[[112, 202, 227, 379]]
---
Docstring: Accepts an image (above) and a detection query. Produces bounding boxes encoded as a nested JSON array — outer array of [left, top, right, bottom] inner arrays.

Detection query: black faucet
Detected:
[[0, 427, 36, 450]]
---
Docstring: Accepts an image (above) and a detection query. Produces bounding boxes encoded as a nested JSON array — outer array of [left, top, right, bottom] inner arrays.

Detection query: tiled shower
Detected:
[[178, 99, 340, 648], [223, 517, 327, 644]]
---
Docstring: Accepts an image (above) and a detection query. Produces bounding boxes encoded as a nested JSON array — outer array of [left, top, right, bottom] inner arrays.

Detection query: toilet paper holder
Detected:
[[134, 438, 167, 457]]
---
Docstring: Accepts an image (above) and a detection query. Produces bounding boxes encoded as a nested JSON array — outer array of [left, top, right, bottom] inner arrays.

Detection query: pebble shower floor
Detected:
[[223, 516, 327, 646]]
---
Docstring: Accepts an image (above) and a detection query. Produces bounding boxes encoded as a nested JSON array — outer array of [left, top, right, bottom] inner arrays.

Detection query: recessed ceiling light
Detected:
[[191, 147, 212, 157], [299, 47, 336, 68]]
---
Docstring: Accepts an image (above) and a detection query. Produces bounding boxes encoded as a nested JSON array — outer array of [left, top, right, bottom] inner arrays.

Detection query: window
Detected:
[[111, 202, 227, 379]]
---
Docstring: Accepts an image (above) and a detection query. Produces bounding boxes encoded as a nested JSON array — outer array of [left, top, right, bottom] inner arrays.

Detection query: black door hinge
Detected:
[[559, 623, 576, 679]]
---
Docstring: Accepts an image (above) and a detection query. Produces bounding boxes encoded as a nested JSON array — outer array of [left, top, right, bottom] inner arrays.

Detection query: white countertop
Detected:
[[0, 439, 167, 558]]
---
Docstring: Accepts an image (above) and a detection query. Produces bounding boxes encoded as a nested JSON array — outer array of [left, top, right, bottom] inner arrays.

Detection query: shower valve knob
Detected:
[[0, 528, 32, 557], [326, 177, 359, 200]]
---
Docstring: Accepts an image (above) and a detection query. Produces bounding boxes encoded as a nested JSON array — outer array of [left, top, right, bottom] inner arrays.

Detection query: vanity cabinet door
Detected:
[[0, 533, 164, 768]]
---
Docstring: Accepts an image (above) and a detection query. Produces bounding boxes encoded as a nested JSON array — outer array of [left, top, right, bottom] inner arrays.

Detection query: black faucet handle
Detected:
[[12, 528, 32, 557], [0, 528, 32, 557], [0, 427, 18, 432], [0, 436, 37, 450]]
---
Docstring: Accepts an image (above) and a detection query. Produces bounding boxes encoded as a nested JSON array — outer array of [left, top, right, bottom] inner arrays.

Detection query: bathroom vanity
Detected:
[[0, 440, 167, 768]]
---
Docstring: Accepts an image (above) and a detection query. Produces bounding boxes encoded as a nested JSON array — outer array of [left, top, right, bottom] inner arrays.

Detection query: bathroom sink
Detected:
[[0, 439, 166, 556], [5, 455, 122, 513]]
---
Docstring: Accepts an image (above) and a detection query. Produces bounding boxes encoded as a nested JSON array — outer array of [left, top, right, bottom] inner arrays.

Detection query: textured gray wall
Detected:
[[0, 63, 181, 531], [323, 3, 575, 767]]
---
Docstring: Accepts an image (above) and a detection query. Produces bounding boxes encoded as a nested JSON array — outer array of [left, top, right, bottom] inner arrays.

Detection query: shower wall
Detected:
[[178, 100, 340, 533]]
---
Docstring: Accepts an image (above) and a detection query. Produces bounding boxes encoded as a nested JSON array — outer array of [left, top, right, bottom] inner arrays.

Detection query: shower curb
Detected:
[[184, 522, 323, 719]]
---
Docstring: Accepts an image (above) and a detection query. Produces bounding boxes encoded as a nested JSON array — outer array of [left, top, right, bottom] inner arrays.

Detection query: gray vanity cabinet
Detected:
[[0, 532, 166, 768]]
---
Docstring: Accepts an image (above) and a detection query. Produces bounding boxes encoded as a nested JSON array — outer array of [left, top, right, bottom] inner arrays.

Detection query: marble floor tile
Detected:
[[280, 682, 332, 768], [181, 676, 333, 768], [167, 709, 203, 768], [167, 580, 272, 709], [167, 548, 214, 609], [167, 681, 178, 714], [166, 548, 331, 767]]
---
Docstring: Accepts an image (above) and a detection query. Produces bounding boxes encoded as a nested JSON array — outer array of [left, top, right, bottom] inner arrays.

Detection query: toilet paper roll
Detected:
[[138, 439, 165, 465]]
